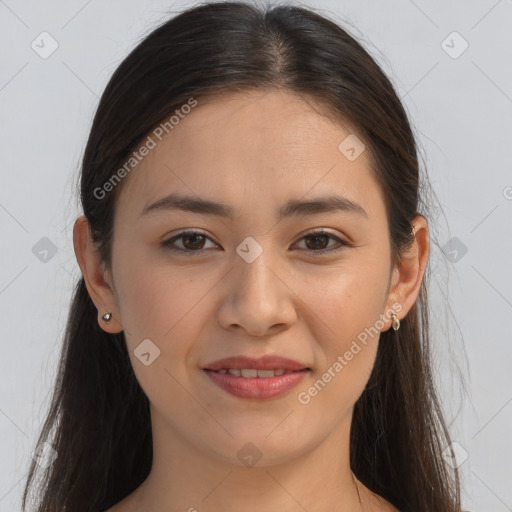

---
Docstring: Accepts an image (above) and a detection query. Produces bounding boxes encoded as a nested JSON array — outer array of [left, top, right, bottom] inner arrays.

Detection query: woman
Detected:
[[22, 1, 463, 511]]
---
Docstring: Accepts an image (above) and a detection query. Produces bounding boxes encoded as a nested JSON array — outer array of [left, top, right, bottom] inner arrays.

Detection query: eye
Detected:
[[292, 230, 351, 256], [162, 230, 216, 254], [161, 229, 351, 256]]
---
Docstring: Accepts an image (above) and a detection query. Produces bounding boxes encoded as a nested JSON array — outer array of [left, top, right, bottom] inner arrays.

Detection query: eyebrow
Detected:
[[139, 193, 368, 220]]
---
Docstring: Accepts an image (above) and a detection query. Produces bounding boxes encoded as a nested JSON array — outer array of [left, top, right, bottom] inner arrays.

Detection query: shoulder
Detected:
[[361, 488, 400, 512], [382, 502, 400, 512], [101, 485, 143, 512]]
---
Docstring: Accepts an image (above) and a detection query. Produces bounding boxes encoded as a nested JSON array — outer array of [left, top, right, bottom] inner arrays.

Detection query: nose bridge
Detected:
[[217, 238, 296, 334], [233, 240, 281, 304]]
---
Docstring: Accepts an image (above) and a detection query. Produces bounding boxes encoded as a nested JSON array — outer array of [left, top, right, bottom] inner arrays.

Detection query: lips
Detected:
[[211, 368, 292, 378], [202, 355, 311, 399], [203, 367, 309, 399], [203, 355, 310, 372]]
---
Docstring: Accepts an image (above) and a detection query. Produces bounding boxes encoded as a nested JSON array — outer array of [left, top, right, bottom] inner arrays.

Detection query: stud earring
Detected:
[[101, 312, 112, 322], [391, 314, 400, 331]]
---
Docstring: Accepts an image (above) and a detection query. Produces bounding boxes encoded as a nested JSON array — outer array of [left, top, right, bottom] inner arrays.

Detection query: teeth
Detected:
[[256, 369, 275, 378], [215, 368, 291, 378], [241, 369, 258, 378]]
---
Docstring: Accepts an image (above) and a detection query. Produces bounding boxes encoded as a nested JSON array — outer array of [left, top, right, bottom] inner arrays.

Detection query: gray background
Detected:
[[1, 0, 511, 510]]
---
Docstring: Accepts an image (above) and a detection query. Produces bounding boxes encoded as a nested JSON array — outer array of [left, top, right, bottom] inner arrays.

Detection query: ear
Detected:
[[383, 215, 429, 330], [72, 214, 123, 334]]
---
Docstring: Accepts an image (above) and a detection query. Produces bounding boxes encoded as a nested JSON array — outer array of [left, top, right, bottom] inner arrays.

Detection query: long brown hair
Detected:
[[22, 1, 461, 510]]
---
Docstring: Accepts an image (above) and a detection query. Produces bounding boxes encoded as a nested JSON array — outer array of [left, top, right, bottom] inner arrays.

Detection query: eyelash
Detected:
[[161, 229, 351, 256]]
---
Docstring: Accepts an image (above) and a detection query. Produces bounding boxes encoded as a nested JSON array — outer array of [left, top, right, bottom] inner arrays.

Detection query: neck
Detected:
[[126, 406, 365, 512]]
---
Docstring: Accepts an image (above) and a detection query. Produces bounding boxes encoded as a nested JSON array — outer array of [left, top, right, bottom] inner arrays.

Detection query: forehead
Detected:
[[116, 89, 385, 223]]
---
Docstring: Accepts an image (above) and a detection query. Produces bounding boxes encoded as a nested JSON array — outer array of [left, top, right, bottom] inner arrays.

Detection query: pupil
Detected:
[[184, 234, 204, 250], [308, 234, 328, 250]]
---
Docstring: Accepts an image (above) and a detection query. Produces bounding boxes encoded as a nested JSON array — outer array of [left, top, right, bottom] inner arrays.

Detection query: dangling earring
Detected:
[[102, 312, 112, 322], [391, 314, 400, 331]]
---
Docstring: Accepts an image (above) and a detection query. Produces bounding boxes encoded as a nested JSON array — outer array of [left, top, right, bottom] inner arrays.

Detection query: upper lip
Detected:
[[203, 355, 310, 371]]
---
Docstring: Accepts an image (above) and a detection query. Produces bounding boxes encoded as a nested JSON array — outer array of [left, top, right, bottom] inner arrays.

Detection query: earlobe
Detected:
[[73, 215, 123, 333]]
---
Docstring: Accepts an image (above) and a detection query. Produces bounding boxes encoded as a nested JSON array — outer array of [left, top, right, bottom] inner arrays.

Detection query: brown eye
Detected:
[[162, 230, 217, 254], [304, 233, 331, 250], [294, 231, 350, 256], [180, 233, 206, 250]]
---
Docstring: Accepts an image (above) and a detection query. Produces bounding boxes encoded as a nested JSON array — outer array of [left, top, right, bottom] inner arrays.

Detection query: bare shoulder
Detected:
[[103, 503, 120, 512], [362, 486, 400, 512], [103, 501, 127, 512], [103, 490, 140, 512], [376, 498, 400, 512], [383, 502, 400, 512], [373, 498, 400, 512]]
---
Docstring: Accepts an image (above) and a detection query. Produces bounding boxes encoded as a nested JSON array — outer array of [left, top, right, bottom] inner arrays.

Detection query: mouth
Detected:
[[201, 354, 311, 399], [202, 367, 310, 399], [204, 368, 309, 378], [202, 354, 310, 372]]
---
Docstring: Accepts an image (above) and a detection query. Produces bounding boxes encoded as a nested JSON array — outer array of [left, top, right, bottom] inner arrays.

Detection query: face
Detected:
[[86, 89, 412, 466]]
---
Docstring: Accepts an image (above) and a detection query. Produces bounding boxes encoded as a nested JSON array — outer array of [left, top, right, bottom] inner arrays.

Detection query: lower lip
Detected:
[[203, 369, 309, 399]]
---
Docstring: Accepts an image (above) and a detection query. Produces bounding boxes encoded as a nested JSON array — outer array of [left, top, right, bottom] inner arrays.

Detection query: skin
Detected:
[[73, 89, 429, 512]]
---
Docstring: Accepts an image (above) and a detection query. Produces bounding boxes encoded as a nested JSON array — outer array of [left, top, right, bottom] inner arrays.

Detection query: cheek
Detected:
[[295, 286, 382, 424], [307, 263, 388, 342], [113, 241, 196, 337], [299, 263, 387, 393], [114, 258, 214, 378], [114, 266, 209, 404]]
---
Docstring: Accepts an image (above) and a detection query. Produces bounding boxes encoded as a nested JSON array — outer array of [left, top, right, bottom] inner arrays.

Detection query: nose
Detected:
[[216, 252, 298, 337]]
